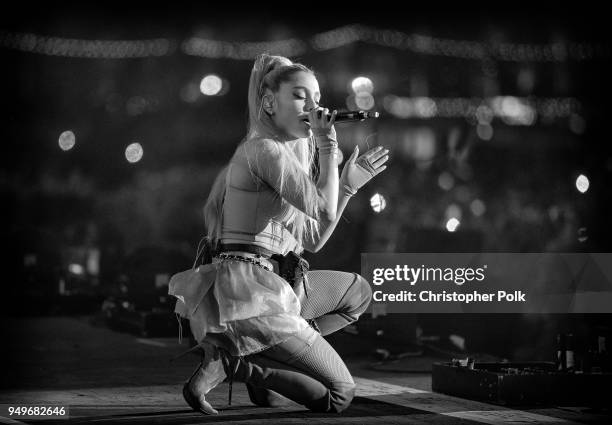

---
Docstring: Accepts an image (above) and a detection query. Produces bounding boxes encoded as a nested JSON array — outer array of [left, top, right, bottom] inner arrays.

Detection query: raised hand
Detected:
[[340, 145, 389, 195]]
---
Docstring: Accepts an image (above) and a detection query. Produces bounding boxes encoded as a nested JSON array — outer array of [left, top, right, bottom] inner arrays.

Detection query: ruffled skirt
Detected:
[[168, 257, 311, 356]]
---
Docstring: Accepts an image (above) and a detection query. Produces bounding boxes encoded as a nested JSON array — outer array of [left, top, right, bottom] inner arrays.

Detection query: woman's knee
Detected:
[[347, 273, 372, 317]]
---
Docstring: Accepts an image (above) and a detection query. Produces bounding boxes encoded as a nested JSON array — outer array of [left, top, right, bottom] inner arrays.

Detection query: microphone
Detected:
[[310, 110, 380, 123]]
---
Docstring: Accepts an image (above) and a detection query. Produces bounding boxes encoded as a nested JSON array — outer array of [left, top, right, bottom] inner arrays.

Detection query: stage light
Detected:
[[476, 123, 494, 140], [125, 142, 143, 163], [350, 76, 373, 94], [370, 193, 387, 213], [475, 105, 493, 124], [68, 264, 84, 275], [575, 174, 589, 193], [446, 217, 460, 232], [470, 199, 486, 216], [438, 172, 454, 190], [200, 74, 223, 96], [384, 95, 412, 118], [345, 95, 357, 110], [59, 130, 76, 151], [445, 204, 462, 220], [355, 92, 375, 110], [494, 96, 536, 126], [414, 97, 437, 118]]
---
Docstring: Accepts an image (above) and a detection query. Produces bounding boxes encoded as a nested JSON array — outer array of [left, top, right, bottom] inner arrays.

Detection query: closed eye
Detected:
[[294, 94, 321, 106]]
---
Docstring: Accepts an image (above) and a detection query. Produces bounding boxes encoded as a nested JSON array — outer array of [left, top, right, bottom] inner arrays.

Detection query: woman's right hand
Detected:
[[340, 145, 389, 195], [309, 107, 337, 142]]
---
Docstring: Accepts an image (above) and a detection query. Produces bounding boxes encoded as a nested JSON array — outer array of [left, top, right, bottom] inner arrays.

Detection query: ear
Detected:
[[262, 92, 275, 115]]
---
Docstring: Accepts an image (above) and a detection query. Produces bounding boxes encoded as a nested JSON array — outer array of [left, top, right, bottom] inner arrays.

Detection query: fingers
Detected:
[[328, 109, 337, 126], [349, 145, 359, 163], [373, 165, 387, 176], [309, 108, 336, 125], [371, 153, 389, 167], [366, 146, 387, 161]]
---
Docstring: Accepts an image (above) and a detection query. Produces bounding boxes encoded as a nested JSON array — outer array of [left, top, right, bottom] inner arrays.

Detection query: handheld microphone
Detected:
[[312, 110, 380, 123]]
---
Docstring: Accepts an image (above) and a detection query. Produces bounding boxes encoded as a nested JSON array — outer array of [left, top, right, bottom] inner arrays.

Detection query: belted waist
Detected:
[[214, 251, 274, 272], [218, 243, 275, 258]]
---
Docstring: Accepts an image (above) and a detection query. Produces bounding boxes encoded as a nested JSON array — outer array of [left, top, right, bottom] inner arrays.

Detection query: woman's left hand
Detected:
[[340, 145, 389, 195]]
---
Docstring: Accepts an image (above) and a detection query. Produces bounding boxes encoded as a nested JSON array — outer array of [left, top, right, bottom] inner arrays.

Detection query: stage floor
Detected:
[[1, 316, 609, 424]]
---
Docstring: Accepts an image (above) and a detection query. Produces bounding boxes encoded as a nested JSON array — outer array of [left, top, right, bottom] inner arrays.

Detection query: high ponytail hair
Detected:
[[247, 54, 311, 139], [204, 53, 321, 252]]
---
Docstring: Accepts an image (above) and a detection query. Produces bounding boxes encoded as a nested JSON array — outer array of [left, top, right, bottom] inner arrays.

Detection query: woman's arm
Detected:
[[313, 134, 339, 221], [302, 187, 352, 253], [242, 138, 327, 220], [303, 145, 390, 253]]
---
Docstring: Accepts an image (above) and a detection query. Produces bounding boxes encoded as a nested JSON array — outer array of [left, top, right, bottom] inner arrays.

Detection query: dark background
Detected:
[[3, 3, 612, 363]]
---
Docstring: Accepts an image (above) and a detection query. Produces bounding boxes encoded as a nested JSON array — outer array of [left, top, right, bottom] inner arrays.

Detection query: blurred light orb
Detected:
[[385, 95, 413, 118], [58, 130, 76, 151], [575, 174, 589, 193], [351, 76, 374, 94], [445, 204, 462, 220], [470, 199, 486, 216], [475, 105, 494, 124], [446, 217, 460, 232], [345, 94, 358, 110], [476, 123, 494, 140], [370, 193, 387, 213], [355, 92, 375, 110], [125, 142, 144, 163], [180, 82, 200, 103], [68, 263, 84, 275], [414, 97, 437, 118], [200, 74, 223, 96], [438, 172, 454, 191]]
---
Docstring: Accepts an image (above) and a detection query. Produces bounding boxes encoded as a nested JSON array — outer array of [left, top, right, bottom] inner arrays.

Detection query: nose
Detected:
[[304, 99, 318, 112]]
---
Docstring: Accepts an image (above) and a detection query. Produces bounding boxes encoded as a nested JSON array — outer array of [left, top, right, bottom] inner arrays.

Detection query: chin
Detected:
[[290, 128, 310, 139]]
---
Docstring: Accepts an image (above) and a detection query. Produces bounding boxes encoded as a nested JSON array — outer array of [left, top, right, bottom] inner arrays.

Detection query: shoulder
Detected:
[[242, 137, 283, 162]]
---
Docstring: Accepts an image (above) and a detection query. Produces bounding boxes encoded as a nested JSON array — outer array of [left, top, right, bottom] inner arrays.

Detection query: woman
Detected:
[[169, 53, 389, 414]]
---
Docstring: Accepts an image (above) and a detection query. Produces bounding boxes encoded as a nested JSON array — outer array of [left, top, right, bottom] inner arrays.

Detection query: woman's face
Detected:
[[268, 71, 321, 139]]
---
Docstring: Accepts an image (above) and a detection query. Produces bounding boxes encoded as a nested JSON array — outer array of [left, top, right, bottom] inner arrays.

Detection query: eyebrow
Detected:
[[293, 86, 320, 99]]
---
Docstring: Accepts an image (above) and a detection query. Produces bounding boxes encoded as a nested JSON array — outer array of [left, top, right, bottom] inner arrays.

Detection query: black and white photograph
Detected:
[[2, 3, 612, 424]]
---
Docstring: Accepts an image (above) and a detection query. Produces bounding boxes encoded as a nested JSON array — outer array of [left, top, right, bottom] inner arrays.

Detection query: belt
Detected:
[[218, 243, 275, 259], [214, 251, 274, 272]]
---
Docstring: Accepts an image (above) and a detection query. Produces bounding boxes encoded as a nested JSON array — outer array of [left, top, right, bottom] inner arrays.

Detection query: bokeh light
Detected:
[[477, 123, 494, 140], [125, 142, 144, 163], [445, 204, 462, 220], [58, 130, 76, 151], [370, 193, 387, 213], [68, 264, 84, 275], [575, 174, 589, 193], [470, 199, 486, 216], [200, 74, 223, 96], [446, 217, 460, 232], [438, 172, 455, 190], [351, 76, 373, 94], [355, 92, 375, 110]]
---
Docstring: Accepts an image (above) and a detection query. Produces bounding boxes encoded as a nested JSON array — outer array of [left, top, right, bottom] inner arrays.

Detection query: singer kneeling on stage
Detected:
[[169, 53, 390, 414]]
